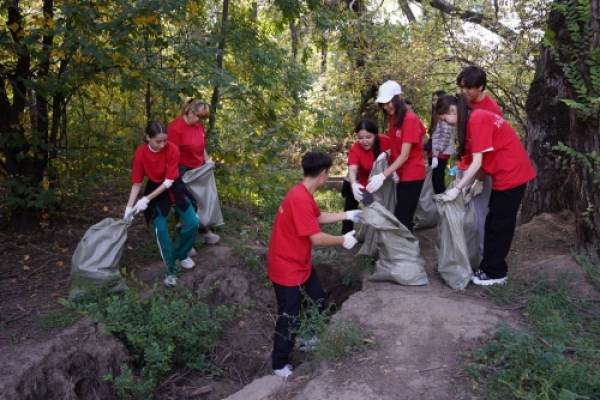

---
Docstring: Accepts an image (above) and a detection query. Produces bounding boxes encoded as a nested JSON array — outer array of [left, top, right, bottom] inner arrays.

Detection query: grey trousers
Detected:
[[456, 170, 492, 256]]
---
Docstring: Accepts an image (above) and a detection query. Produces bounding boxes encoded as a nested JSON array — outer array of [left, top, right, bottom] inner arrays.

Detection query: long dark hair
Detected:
[[354, 118, 380, 159], [144, 120, 167, 143], [380, 94, 409, 128], [429, 90, 447, 136], [435, 94, 471, 159]]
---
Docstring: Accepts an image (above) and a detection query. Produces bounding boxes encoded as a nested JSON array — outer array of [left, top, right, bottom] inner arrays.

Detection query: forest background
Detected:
[[1, 0, 599, 255]]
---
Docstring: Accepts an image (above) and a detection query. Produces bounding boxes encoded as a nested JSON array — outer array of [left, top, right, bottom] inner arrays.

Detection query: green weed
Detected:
[[35, 309, 79, 330]]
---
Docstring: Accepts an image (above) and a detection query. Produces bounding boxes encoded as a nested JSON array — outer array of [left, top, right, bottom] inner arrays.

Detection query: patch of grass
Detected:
[[573, 250, 600, 291], [35, 308, 79, 330], [466, 254, 600, 400]]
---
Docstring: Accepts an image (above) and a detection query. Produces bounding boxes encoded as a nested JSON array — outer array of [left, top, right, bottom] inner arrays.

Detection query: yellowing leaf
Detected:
[[23, 254, 30, 261], [60, 248, 68, 253], [103, 206, 108, 212], [23, 266, 30, 271], [56, 261, 64, 267], [7, 22, 20, 32]]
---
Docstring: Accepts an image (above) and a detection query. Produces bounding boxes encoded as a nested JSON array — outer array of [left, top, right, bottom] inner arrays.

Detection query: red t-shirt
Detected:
[[167, 116, 206, 169], [459, 93, 503, 170], [267, 184, 321, 286], [131, 142, 181, 202], [347, 135, 391, 187], [467, 110, 536, 190], [388, 111, 426, 181]]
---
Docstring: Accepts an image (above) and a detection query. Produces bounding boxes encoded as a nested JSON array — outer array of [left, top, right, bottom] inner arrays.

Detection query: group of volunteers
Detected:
[[123, 99, 220, 286], [264, 65, 535, 378]]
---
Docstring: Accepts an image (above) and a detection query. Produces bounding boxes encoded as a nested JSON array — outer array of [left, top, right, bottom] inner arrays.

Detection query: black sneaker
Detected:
[[472, 270, 507, 286]]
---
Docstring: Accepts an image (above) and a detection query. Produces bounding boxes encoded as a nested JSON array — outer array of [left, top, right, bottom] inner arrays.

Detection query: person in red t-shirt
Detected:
[[367, 80, 426, 233], [456, 65, 502, 255], [342, 119, 391, 234], [428, 90, 455, 194], [268, 152, 361, 378], [168, 99, 220, 245], [436, 94, 536, 286], [123, 121, 199, 286]]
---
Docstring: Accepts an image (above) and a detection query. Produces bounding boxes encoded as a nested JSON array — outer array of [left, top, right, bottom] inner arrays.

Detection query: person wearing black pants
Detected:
[[435, 94, 535, 286], [271, 267, 325, 370], [267, 152, 361, 377], [341, 180, 359, 234], [395, 180, 424, 233]]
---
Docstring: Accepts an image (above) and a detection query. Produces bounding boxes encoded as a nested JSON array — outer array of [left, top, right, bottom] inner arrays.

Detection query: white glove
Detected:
[[442, 187, 461, 202], [342, 230, 358, 249], [391, 171, 399, 183], [351, 182, 364, 202], [124, 206, 135, 221], [345, 210, 362, 223], [134, 196, 150, 212], [376, 152, 388, 162], [431, 157, 438, 169], [470, 180, 484, 197], [366, 173, 386, 193]]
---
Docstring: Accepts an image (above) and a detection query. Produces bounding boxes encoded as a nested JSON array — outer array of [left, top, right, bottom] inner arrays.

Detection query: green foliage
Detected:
[[61, 281, 231, 395], [572, 250, 600, 292], [35, 308, 79, 330], [467, 271, 600, 399]]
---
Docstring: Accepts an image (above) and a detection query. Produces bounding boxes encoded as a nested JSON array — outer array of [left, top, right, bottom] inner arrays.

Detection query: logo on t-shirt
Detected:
[[395, 128, 402, 138], [494, 116, 504, 128], [278, 205, 284, 214]]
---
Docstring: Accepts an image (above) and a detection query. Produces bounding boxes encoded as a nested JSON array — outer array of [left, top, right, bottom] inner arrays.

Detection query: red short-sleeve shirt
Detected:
[[458, 93, 503, 170], [167, 116, 206, 169], [347, 135, 391, 187], [131, 141, 180, 184], [267, 184, 322, 286], [388, 111, 426, 181], [466, 110, 536, 190]]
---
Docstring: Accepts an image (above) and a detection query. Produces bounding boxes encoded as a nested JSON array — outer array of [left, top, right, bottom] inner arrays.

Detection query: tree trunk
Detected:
[[524, 0, 600, 255], [209, 0, 229, 136]]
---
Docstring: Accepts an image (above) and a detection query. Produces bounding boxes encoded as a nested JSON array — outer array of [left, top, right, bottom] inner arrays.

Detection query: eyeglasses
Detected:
[[197, 115, 208, 120]]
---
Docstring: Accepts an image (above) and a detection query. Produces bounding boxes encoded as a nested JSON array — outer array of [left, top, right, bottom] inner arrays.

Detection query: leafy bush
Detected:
[[62, 283, 231, 396], [35, 309, 79, 330]]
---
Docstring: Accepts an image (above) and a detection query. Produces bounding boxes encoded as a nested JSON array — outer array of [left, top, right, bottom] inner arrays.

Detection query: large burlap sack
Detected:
[[362, 202, 428, 286], [357, 158, 396, 258], [433, 183, 480, 290], [70, 218, 130, 297], [413, 166, 437, 230], [182, 160, 224, 229]]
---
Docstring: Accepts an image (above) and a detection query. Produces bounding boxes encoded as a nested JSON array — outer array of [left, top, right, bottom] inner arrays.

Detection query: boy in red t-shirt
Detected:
[[267, 152, 361, 378]]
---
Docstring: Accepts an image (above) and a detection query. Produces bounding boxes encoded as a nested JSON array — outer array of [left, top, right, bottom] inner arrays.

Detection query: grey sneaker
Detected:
[[273, 364, 293, 377], [180, 257, 195, 269], [164, 275, 178, 286], [199, 230, 220, 244], [298, 336, 320, 352], [472, 270, 507, 286]]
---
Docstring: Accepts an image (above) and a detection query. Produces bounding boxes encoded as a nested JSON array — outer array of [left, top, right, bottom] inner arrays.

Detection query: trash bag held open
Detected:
[[182, 160, 224, 229], [413, 165, 437, 230], [70, 218, 131, 297]]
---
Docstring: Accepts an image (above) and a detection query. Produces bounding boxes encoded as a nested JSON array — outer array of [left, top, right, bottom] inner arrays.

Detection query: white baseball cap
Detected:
[[375, 80, 402, 103]]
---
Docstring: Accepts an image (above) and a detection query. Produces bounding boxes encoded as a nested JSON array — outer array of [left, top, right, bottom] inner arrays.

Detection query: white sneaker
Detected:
[[273, 364, 293, 377], [199, 230, 220, 244], [180, 257, 195, 269], [298, 336, 320, 352], [187, 247, 197, 258], [164, 275, 178, 286]]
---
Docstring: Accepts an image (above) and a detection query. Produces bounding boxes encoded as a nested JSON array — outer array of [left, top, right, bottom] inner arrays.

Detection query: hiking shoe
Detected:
[[273, 364, 293, 377], [164, 275, 178, 286], [298, 336, 320, 352], [471, 269, 484, 282], [180, 257, 195, 269], [199, 230, 220, 244], [472, 270, 507, 286], [187, 247, 197, 258]]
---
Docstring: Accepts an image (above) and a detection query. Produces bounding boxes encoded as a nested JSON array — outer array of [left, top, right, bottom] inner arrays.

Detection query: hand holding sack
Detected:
[[469, 180, 484, 197], [345, 210, 363, 223], [431, 157, 439, 169], [351, 182, 364, 202], [123, 206, 135, 221], [376, 152, 388, 162], [134, 196, 150, 213], [342, 230, 358, 249], [366, 173, 386, 193], [442, 187, 460, 202], [391, 171, 399, 183]]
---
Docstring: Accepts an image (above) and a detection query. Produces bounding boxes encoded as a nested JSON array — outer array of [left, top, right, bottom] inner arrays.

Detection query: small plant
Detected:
[[573, 250, 600, 291], [35, 308, 79, 330], [61, 280, 232, 396]]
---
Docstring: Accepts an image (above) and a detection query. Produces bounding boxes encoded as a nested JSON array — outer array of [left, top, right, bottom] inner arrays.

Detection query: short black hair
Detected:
[[456, 65, 487, 90], [302, 151, 332, 178]]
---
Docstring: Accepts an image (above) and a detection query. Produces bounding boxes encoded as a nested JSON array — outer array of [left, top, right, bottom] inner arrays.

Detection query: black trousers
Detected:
[[428, 157, 449, 195], [271, 267, 325, 370], [395, 179, 424, 233], [341, 180, 359, 234], [479, 184, 526, 279]]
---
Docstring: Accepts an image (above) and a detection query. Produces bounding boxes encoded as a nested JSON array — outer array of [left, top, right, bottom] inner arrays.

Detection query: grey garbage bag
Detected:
[[70, 218, 130, 297], [413, 166, 437, 230], [362, 202, 429, 286], [357, 158, 396, 258], [182, 160, 224, 229], [433, 184, 481, 290]]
